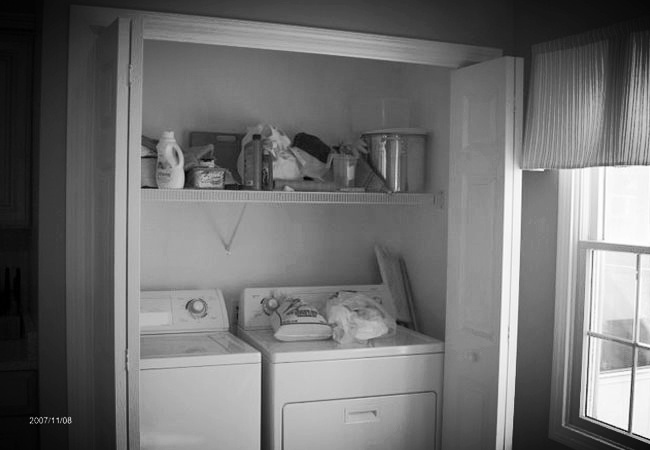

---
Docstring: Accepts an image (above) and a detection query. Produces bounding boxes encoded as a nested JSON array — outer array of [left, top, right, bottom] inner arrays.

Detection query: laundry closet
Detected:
[[66, 6, 522, 450], [140, 38, 449, 331]]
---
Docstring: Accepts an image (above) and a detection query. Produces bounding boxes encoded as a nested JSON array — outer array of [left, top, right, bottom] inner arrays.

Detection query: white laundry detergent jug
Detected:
[[156, 130, 184, 189]]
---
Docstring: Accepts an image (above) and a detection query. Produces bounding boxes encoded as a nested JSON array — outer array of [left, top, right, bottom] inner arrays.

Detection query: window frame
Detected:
[[550, 169, 650, 450]]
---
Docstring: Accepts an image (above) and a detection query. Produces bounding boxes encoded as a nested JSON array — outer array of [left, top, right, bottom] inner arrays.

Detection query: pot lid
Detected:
[[361, 127, 428, 136]]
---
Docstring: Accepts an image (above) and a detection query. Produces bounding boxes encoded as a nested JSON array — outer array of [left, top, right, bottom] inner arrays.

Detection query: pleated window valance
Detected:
[[522, 18, 650, 169]]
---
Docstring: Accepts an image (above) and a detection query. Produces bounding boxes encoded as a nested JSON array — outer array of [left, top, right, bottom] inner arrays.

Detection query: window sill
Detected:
[[551, 421, 644, 450]]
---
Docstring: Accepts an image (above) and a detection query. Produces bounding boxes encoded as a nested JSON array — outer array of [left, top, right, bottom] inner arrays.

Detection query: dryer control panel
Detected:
[[140, 289, 229, 334]]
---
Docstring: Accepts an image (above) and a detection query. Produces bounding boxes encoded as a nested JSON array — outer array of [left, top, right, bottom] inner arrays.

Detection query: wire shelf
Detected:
[[141, 188, 437, 206]]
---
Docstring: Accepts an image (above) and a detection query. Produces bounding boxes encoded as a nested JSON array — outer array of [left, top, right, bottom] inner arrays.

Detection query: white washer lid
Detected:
[[238, 326, 444, 364], [140, 332, 260, 369]]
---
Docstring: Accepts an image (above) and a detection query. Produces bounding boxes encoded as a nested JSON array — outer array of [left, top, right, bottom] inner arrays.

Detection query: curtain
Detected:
[[523, 18, 650, 169]]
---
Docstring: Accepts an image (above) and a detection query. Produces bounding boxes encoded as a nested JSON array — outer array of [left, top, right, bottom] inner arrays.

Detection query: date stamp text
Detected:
[[29, 417, 72, 425]]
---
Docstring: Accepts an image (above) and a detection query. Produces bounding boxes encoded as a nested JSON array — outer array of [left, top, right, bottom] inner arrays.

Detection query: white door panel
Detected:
[[443, 56, 523, 450], [459, 176, 499, 341]]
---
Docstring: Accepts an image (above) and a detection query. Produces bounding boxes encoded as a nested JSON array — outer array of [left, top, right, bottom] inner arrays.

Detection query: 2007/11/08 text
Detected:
[[29, 417, 72, 425]]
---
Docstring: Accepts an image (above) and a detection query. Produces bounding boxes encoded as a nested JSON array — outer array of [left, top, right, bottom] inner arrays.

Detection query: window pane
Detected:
[[641, 256, 650, 345], [592, 251, 637, 340], [632, 348, 650, 439], [586, 337, 632, 431], [603, 166, 650, 246]]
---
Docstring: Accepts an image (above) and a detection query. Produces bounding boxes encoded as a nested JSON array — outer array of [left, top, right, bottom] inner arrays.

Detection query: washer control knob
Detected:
[[262, 297, 280, 315], [186, 298, 208, 318]]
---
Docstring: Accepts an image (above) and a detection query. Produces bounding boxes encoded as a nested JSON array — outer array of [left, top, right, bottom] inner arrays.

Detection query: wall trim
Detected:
[[71, 5, 502, 68], [141, 11, 502, 67]]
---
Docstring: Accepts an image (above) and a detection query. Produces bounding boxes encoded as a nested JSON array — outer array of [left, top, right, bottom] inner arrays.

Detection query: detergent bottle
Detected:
[[156, 131, 185, 189]]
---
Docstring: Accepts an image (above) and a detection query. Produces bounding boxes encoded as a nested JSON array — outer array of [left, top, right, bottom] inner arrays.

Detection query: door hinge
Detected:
[[125, 348, 130, 372], [128, 63, 134, 86]]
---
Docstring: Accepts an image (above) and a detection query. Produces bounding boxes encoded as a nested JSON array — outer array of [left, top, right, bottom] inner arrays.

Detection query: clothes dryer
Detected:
[[237, 284, 444, 450]]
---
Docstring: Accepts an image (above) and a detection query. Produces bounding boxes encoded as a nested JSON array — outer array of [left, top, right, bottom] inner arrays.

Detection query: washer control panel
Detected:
[[140, 289, 229, 334]]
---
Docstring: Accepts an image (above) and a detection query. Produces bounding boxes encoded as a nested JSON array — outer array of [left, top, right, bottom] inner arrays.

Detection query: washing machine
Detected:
[[140, 289, 261, 450], [237, 284, 444, 450]]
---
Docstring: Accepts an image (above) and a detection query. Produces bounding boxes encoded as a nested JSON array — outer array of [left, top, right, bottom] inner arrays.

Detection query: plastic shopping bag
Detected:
[[325, 291, 396, 344], [237, 124, 329, 181], [274, 147, 302, 180], [237, 124, 301, 180]]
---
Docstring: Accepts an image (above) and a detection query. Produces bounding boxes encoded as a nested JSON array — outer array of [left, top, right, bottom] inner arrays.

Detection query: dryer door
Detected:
[[283, 392, 437, 450]]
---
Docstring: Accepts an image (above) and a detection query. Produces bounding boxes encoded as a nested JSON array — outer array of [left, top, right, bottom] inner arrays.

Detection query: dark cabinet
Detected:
[[0, 370, 38, 449], [0, 34, 32, 229]]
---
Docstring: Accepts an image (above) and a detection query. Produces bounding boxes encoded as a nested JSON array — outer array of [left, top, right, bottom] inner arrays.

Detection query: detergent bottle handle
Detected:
[[172, 143, 184, 168]]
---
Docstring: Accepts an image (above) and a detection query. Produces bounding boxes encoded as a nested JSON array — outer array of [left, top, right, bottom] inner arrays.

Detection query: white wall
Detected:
[[141, 41, 450, 336], [144, 41, 407, 145]]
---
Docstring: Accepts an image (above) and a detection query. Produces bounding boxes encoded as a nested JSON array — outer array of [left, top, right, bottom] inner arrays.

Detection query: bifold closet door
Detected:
[[443, 56, 523, 450], [67, 13, 142, 449]]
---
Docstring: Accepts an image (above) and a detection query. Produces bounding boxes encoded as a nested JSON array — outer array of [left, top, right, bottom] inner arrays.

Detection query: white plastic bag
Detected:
[[238, 124, 299, 179], [325, 291, 396, 344], [237, 124, 329, 181], [182, 143, 214, 171], [274, 147, 302, 180]]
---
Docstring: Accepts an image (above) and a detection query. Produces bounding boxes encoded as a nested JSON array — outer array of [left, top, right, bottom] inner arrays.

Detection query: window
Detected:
[[551, 167, 650, 450]]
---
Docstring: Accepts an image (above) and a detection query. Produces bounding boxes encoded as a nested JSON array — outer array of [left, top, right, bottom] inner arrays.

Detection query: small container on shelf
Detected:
[[141, 135, 158, 188], [262, 148, 274, 191], [186, 166, 226, 189], [141, 157, 157, 188], [242, 134, 263, 190], [331, 153, 358, 188]]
